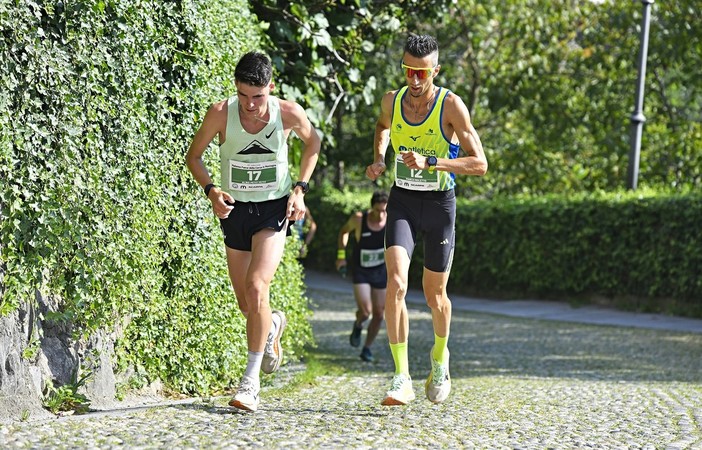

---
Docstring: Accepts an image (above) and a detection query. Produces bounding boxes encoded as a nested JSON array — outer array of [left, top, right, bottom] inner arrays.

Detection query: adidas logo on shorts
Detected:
[[439, 239, 449, 245]]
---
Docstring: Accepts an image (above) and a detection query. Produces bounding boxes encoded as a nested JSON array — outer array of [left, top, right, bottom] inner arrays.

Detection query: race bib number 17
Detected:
[[229, 160, 277, 191]]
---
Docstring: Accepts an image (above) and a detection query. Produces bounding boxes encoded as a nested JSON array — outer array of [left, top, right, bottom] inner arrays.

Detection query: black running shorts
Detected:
[[385, 185, 456, 273], [219, 195, 291, 251], [352, 264, 388, 290]]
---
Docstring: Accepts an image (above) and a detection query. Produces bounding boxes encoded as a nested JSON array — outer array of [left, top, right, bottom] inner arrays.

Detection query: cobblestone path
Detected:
[[2, 286, 701, 449]]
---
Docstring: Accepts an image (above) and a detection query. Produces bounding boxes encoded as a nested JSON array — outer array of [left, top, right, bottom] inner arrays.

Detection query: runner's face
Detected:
[[402, 52, 439, 98], [236, 81, 274, 119], [371, 202, 387, 221]]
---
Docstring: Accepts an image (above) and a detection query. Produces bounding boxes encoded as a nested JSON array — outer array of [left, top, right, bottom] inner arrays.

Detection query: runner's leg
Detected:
[[385, 245, 411, 372], [364, 286, 386, 348], [423, 268, 452, 362], [245, 226, 287, 353], [353, 283, 372, 326], [226, 247, 252, 317]]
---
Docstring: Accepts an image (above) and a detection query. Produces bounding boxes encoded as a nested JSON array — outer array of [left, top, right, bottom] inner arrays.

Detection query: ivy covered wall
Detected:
[[0, 0, 313, 396]]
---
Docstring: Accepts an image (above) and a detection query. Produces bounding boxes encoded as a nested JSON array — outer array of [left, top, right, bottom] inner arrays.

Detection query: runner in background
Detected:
[[336, 191, 389, 363]]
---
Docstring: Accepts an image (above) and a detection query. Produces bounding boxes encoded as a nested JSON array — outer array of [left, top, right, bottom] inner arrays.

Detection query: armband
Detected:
[[337, 249, 346, 259]]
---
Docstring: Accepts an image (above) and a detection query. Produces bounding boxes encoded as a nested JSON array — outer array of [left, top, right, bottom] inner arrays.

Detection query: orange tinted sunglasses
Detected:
[[401, 62, 435, 79]]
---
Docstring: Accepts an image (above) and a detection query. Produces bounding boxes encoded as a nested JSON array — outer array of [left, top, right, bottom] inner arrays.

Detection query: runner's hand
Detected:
[[287, 193, 306, 221], [366, 162, 386, 181], [210, 188, 234, 219], [400, 151, 425, 169]]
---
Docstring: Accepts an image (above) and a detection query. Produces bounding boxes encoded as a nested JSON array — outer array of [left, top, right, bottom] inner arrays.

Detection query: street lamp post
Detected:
[[627, 0, 654, 190]]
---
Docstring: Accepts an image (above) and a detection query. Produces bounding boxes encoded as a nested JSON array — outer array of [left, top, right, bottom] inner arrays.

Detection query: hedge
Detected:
[[306, 187, 702, 318], [0, 0, 313, 395]]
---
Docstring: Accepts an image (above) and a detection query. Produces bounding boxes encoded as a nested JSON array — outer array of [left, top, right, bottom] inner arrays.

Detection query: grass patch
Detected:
[[265, 350, 348, 397]]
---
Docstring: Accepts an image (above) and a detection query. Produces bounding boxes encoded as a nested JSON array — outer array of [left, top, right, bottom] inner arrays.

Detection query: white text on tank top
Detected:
[[390, 87, 454, 191]]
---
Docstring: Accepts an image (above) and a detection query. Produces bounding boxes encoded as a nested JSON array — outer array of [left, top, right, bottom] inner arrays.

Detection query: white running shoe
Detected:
[[262, 310, 287, 374], [425, 347, 451, 404], [229, 376, 260, 412], [381, 373, 415, 406]]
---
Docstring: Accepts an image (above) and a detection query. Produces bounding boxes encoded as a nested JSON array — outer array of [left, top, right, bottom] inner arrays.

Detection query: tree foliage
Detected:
[[415, 0, 700, 196], [258, 0, 700, 196], [250, 0, 452, 181]]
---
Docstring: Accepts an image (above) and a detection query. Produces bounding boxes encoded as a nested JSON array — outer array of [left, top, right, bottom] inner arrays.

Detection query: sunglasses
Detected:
[[401, 62, 436, 80]]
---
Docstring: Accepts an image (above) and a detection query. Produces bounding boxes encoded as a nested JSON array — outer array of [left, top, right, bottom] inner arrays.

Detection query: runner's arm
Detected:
[[185, 101, 235, 216], [336, 212, 362, 270], [366, 92, 394, 180], [281, 100, 321, 220], [435, 93, 487, 176], [303, 209, 317, 246]]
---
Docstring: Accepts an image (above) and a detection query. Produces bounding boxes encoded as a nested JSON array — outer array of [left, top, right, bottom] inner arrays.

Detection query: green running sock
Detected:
[[389, 342, 409, 375], [432, 333, 449, 365]]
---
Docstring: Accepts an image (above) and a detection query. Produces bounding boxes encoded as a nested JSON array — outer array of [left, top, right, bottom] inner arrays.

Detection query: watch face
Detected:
[[428, 156, 438, 166]]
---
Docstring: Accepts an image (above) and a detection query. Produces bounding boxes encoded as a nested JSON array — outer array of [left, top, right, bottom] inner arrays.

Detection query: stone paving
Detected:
[[1, 282, 701, 449]]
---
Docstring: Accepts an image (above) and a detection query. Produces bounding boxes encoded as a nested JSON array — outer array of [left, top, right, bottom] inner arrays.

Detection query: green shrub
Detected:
[[306, 187, 702, 318], [455, 191, 702, 316], [303, 184, 373, 268]]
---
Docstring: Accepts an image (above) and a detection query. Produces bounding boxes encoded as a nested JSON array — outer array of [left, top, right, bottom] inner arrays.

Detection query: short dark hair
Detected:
[[404, 34, 439, 59], [371, 191, 389, 206], [235, 52, 273, 87]]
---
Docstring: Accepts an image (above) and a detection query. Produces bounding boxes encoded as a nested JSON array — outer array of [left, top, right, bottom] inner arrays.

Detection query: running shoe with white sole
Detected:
[[229, 376, 260, 412], [425, 346, 451, 403], [262, 310, 287, 374], [381, 373, 415, 406]]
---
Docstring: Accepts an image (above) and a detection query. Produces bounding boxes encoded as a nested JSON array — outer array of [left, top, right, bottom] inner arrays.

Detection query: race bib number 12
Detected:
[[394, 154, 439, 191]]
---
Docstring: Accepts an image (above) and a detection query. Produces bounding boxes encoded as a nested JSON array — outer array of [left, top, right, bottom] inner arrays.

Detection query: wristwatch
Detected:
[[427, 156, 438, 172], [293, 181, 310, 194]]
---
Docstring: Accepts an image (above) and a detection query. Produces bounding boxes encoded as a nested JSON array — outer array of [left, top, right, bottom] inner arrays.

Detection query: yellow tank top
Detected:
[[219, 96, 292, 202], [390, 86, 459, 191]]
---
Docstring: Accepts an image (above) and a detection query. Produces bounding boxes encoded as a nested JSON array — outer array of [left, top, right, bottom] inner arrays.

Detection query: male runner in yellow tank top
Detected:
[[186, 52, 321, 412], [366, 34, 488, 405]]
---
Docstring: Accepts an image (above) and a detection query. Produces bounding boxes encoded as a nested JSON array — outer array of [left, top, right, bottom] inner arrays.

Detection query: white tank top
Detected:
[[219, 96, 292, 202]]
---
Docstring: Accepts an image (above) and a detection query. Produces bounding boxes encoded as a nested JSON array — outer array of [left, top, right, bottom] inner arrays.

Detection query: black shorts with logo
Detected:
[[385, 185, 456, 273], [219, 195, 291, 251]]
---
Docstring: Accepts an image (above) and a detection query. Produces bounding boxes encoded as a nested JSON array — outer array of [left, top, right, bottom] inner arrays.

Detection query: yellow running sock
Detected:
[[389, 342, 409, 375], [432, 334, 449, 364]]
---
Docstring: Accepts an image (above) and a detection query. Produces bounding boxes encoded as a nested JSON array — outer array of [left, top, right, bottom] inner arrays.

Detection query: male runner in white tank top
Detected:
[[186, 52, 320, 412]]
